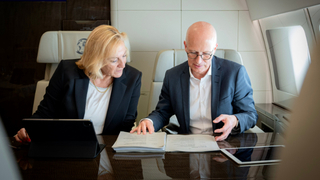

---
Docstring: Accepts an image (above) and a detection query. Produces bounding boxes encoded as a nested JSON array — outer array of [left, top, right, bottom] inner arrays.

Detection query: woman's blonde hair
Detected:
[[76, 25, 128, 79]]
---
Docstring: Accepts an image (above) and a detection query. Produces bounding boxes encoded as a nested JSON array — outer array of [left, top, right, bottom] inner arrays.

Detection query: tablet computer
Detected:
[[221, 145, 284, 166], [22, 118, 105, 159]]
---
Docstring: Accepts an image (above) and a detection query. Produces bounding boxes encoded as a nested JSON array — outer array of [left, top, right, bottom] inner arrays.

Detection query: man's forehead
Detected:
[[186, 39, 215, 51]]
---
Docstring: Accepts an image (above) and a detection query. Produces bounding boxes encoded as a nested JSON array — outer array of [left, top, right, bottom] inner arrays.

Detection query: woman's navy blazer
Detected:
[[32, 60, 142, 135]]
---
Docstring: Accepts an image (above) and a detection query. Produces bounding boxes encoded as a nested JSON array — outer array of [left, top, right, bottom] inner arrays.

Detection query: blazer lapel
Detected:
[[102, 73, 127, 133], [181, 65, 190, 133], [75, 78, 89, 118], [211, 56, 222, 130]]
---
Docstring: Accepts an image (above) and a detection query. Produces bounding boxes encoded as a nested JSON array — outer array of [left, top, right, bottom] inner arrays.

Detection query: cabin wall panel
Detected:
[[182, 0, 248, 10], [253, 91, 273, 104], [259, 9, 314, 51], [240, 52, 272, 91], [182, 11, 238, 50], [277, 9, 308, 27], [238, 11, 265, 51], [240, 52, 272, 103], [246, 0, 320, 20], [117, 0, 181, 10], [110, 10, 118, 29], [117, 11, 181, 51], [308, 4, 320, 42]]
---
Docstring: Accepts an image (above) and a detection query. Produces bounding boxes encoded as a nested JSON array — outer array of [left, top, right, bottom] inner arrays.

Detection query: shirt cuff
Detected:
[[231, 118, 240, 134], [139, 118, 154, 125]]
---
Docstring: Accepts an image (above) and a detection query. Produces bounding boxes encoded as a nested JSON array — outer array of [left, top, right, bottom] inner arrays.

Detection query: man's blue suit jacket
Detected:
[[147, 56, 258, 134], [32, 60, 142, 135]]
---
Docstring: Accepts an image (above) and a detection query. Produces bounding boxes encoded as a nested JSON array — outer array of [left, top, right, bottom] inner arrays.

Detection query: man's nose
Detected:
[[195, 55, 203, 64]]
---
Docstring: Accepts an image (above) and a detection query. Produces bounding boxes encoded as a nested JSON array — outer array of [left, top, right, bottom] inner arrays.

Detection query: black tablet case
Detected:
[[23, 119, 106, 159]]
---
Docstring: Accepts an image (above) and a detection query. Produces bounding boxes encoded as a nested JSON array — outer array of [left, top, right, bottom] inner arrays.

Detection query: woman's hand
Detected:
[[17, 157, 33, 170], [15, 128, 31, 143]]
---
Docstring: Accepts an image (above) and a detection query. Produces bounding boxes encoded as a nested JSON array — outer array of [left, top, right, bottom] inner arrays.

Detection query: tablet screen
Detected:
[[221, 145, 284, 165]]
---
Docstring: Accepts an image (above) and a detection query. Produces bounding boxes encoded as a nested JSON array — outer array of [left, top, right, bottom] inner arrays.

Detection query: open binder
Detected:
[[112, 131, 220, 153]]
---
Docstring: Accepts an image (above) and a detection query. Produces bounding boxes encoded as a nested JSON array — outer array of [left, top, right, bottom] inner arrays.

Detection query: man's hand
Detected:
[[130, 119, 155, 135], [213, 114, 238, 141]]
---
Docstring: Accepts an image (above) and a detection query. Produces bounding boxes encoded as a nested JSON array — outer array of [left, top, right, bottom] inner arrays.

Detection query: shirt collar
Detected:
[[189, 64, 212, 80]]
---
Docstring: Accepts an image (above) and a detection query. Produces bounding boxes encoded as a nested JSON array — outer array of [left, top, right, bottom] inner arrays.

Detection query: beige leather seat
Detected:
[[148, 49, 263, 133], [33, 30, 131, 113], [33, 31, 91, 113]]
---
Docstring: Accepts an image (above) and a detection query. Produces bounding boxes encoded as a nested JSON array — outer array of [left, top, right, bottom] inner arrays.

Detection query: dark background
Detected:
[[0, 0, 111, 136]]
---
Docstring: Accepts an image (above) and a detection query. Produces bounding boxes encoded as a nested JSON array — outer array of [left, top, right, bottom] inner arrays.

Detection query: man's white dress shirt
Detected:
[[189, 65, 213, 134]]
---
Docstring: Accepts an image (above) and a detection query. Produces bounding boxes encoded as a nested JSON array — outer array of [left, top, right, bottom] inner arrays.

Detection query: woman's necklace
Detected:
[[92, 80, 113, 94]]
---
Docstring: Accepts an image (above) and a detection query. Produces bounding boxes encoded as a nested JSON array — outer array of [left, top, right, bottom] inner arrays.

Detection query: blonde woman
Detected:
[[15, 25, 141, 143]]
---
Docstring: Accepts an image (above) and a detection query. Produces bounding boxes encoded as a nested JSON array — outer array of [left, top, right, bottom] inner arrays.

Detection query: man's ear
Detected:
[[212, 43, 218, 54], [184, 41, 187, 51]]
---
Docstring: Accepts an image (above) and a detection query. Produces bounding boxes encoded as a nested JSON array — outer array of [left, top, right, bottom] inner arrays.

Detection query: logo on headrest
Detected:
[[76, 38, 87, 55]]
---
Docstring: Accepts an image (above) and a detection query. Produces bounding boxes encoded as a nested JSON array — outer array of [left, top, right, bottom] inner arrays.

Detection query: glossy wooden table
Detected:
[[12, 133, 284, 180]]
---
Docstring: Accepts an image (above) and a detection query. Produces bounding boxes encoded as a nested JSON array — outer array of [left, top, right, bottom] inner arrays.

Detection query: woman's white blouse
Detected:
[[83, 81, 113, 134]]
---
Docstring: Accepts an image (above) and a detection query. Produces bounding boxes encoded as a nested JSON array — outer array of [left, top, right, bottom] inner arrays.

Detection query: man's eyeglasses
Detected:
[[187, 51, 213, 60]]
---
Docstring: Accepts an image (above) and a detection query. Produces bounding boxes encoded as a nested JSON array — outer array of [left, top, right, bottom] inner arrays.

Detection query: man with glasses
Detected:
[[131, 21, 257, 141]]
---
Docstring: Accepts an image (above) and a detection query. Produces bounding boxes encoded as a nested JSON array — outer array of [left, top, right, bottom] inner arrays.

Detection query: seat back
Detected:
[[33, 31, 131, 113], [33, 31, 91, 113], [148, 49, 263, 133]]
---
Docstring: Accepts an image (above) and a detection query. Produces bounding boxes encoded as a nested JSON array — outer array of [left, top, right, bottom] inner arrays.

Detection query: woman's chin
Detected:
[[113, 72, 123, 78]]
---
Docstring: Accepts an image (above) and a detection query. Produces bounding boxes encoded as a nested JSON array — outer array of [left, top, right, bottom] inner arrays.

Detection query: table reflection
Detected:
[[96, 136, 115, 179], [12, 133, 280, 180], [110, 133, 259, 179], [16, 154, 100, 180]]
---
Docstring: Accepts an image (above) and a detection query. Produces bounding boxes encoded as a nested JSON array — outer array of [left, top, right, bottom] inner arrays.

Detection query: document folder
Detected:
[[23, 119, 105, 159]]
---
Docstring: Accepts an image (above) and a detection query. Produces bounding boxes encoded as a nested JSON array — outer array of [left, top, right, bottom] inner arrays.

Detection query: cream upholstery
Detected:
[[32, 31, 131, 113], [148, 49, 263, 133], [33, 31, 91, 113], [33, 80, 49, 113]]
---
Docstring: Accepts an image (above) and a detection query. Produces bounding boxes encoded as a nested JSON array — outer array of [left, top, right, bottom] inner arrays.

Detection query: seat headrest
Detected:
[[153, 49, 243, 82], [37, 31, 131, 63]]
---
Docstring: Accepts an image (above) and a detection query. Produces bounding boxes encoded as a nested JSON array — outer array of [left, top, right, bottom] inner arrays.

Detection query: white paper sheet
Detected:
[[165, 134, 219, 152], [112, 131, 166, 152]]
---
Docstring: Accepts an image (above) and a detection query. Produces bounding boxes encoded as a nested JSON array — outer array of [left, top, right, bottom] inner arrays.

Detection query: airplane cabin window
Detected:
[[266, 26, 311, 97]]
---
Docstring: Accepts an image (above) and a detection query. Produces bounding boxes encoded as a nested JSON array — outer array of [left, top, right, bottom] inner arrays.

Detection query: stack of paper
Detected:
[[112, 132, 167, 153], [112, 132, 220, 153], [113, 153, 165, 160]]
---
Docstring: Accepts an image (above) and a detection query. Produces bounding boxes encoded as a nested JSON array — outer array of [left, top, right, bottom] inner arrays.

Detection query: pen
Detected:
[[10, 145, 21, 150]]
